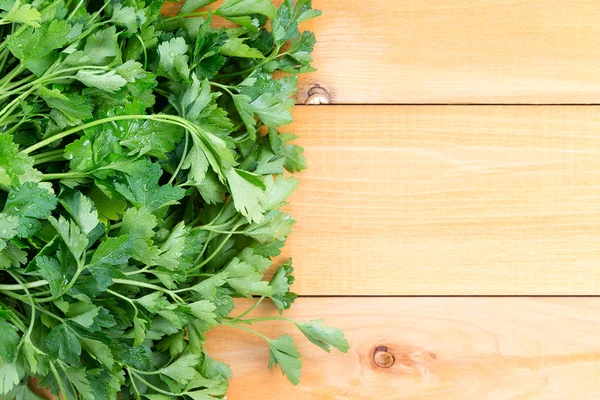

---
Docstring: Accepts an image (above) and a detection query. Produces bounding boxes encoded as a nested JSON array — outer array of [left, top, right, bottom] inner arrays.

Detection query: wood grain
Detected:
[[164, 1, 600, 104], [277, 105, 600, 295], [205, 297, 600, 399]]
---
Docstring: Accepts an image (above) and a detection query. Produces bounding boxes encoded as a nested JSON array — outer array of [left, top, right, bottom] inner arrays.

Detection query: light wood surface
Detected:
[[205, 298, 600, 400], [277, 105, 600, 295], [165, 0, 600, 104]]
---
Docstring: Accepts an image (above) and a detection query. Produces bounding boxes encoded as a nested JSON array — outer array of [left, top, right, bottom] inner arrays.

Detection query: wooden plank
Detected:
[[164, 1, 600, 104], [277, 105, 600, 295], [205, 297, 600, 399]]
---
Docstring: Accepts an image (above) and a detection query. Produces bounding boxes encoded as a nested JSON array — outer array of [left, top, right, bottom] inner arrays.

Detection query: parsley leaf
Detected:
[[268, 335, 302, 385]]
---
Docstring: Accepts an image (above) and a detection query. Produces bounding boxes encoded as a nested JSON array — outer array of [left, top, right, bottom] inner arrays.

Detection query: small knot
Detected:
[[373, 346, 395, 368], [305, 84, 330, 104]]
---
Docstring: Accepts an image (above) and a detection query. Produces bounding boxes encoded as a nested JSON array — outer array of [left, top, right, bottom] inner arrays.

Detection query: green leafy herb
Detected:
[[0, 0, 347, 397]]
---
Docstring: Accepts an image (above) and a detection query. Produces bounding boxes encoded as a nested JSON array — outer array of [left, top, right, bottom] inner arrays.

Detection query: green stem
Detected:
[[168, 131, 189, 185], [0, 279, 49, 291], [7, 272, 35, 347], [189, 230, 236, 273], [127, 369, 142, 400], [0, 84, 37, 125], [210, 81, 236, 96], [49, 361, 69, 399], [35, 266, 85, 303], [35, 305, 66, 323], [0, 48, 11, 73], [0, 289, 27, 301], [226, 315, 293, 325], [33, 153, 66, 166], [41, 172, 90, 181], [217, 45, 282, 79], [112, 278, 184, 303], [0, 64, 24, 89], [221, 321, 271, 341], [230, 296, 265, 321], [1, 73, 36, 94], [21, 114, 195, 155], [161, 11, 209, 23], [124, 265, 153, 276], [129, 372, 180, 396], [32, 149, 64, 161]]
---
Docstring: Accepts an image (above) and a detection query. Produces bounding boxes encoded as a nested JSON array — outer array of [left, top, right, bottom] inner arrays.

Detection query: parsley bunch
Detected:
[[0, 0, 349, 398]]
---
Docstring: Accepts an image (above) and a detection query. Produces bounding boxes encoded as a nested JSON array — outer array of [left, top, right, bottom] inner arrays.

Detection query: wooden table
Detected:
[[198, 1, 600, 399]]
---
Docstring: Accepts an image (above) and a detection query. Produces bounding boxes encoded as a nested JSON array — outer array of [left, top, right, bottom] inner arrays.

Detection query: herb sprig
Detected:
[[0, 0, 348, 398]]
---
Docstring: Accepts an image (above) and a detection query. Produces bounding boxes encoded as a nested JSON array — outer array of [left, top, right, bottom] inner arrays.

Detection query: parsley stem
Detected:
[[112, 278, 184, 303], [221, 321, 271, 341], [168, 131, 189, 185], [35, 265, 86, 303], [41, 172, 90, 181], [209, 81, 236, 96], [0, 48, 10, 73], [199, 226, 241, 234], [189, 221, 243, 272], [123, 265, 153, 276], [217, 44, 282, 79], [129, 371, 181, 396], [34, 305, 66, 323], [21, 114, 198, 155], [0, 64, 24, 89], [32, 149, 64, 161], [0, 279, 49, 291], [67, 0, 85, 20], [127, 369, 143, 400], [8, 272, 36, 348], [0, 71, 36, 93], [49, 361, 69, 399], [230, 296, 265, 321], [161, 11, 209, 23], [226, 315, 294, 325]]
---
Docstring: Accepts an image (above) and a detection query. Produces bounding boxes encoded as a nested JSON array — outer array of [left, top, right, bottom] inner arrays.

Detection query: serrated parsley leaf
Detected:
[[295, 319, 350, 353], [268, 335, 302, 385], [6, 20, 68, 75], [0, 0, 41, 27], [161, 353, 202, 385], [0, 133, 38, 188], [75, 70, 128, 93], [245, 210, 295, 243], [111, 4, 146, 33], [120, 207, 160, 265], [0, 320, 19, 363], [225, 168, 266, 224], [157, 37, 190, 80], [90, 235, 133, 267], [48, 215, 88, 261], [3, 181, 57, 238], [220, 37, 265, 59], [268, 259, 297, 313], [217, 0, 277, 20], [44, 324, 81, 366], [58, 190, 100, 237], [224, 257, 272, 297], [39, 88, 93, 125], [114, 161, 185, 212]]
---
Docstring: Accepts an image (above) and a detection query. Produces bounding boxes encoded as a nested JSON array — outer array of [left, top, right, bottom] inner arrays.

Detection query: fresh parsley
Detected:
[[0, 0, 348, 398]]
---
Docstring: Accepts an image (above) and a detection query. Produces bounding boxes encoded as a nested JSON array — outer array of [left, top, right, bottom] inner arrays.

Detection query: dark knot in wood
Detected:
[[373, 345, 395, 368], [305, 84, 331, 104]]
